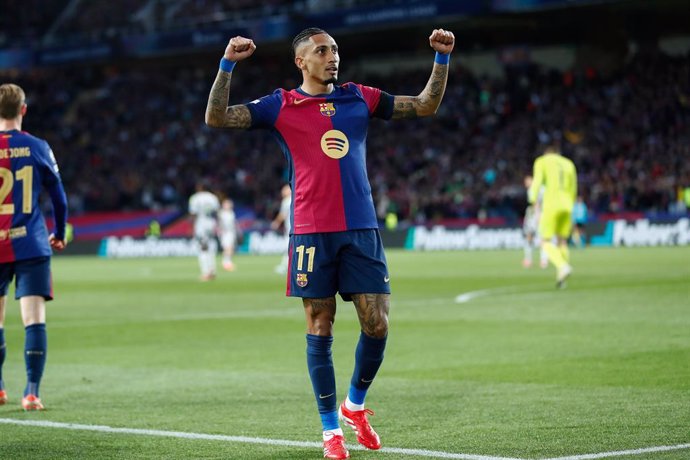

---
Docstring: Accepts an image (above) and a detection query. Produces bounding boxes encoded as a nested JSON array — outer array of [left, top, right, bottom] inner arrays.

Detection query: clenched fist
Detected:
[[429, 29, 455, 55], [49, 233, 66, 251], [224, 36, 256, 62]]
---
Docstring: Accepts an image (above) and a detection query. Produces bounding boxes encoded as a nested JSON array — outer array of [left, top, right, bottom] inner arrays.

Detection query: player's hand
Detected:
[[224, 36, 256, 62], [429, 29, 455, 55], [49, 234, 66, 251]]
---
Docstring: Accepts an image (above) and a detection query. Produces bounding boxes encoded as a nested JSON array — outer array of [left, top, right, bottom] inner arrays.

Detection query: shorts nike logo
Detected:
[[384, 276, 390, 283], [319, 393, 334, 399]]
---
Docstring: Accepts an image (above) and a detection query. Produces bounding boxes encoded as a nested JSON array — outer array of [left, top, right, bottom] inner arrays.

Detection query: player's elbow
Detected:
[[419, 109, 436, 118], [417, 101, 441, 117], [205, 113, 222, 128], [416, 103, 439, 118]]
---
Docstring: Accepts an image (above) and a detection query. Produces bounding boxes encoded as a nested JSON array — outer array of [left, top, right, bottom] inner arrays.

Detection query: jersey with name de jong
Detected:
[[0, 130, 65, 263], [246, 83, 394, 235]]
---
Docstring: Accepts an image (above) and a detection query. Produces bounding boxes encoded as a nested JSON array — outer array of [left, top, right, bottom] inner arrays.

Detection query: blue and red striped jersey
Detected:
[[246, 82, 394, 235], [0, 129, 67, 263]]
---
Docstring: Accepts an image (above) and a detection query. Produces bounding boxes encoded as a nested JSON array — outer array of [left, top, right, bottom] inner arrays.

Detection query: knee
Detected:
[[20, 296, 46, 326], [23, 317, 43, 327], [364, 316, 388, 339], [308, 315, 335, 336]]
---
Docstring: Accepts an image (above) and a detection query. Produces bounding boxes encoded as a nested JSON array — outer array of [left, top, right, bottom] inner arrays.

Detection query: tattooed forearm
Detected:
[[425, 65, 446, 99], [392, 62, 449, 119], [205, 70, 252, 129], [205, 71, 230, 125], [417, 63, 448, 115], [351, 294, 390, 338]]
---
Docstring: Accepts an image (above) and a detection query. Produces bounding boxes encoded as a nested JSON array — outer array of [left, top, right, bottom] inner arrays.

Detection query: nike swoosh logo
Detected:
[[319, 393, 334, 399], [361, 378, 374, 383], [384, 276, 390, 283], [293, 98, 309, 105]]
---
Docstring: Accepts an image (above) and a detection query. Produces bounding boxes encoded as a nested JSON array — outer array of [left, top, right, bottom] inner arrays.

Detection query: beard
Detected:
[[324, 76, 338, 85]]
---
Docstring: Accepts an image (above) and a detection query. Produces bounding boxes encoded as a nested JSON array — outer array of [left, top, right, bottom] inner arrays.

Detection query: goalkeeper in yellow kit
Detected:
[[528, 143, 577, 288]]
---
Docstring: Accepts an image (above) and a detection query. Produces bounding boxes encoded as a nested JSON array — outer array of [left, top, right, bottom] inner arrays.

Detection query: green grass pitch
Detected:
[[0, 246, 688, 459]]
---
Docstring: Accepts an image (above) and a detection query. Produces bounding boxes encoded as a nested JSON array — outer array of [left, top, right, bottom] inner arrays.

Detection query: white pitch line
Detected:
[[454, 289, 496, 303], [1, 418, 687, 459], [454, 286, 521, 303], [542, 443, 690, 460], [380, 446, 523, 460], [0, 418, 522, 460], [454, 284, 555, 304]]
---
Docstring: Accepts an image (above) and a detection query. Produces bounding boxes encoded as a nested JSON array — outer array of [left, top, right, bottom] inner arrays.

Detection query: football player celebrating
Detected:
[[205, 27, 454, 459]]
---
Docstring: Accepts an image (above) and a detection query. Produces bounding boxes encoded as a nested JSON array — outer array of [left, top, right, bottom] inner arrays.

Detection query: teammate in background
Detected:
[[270, 184, 292, 275], [218, 197, 237, 271], [188, 181, 220, 281], [0, 83, 68, 410], [522, 175, 548, 269], [528, 141, 577, 288], [571, 195, 588, 248], [205, 27, 454, 459]]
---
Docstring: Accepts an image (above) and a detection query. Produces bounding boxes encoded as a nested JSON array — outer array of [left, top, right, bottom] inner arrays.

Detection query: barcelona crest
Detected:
[[296, 273, 308, 287], [319, 103, 336, 117]]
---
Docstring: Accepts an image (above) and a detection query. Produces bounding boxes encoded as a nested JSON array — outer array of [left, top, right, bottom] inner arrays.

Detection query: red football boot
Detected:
[[22, 394, 45, 411], [338, 402, 381, 450], [323, 433, 349, 459]]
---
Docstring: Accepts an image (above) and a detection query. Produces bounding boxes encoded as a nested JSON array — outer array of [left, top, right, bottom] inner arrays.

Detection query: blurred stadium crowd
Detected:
[[0, 0, 395, 47], [2, 0, 689, 226]]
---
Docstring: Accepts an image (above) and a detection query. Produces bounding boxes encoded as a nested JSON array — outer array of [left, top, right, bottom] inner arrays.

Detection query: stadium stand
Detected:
[[0, 0, 71, 47], [1, 0, 688, 231]]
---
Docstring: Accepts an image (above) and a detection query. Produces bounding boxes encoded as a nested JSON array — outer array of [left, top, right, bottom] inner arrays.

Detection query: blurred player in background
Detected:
[[205, 26, 454, 459], [270, 184, 291, 275], [528, 140, 577, 288], [188, 181, 220, 281], [571, 195, 588, 248], [218, 197, 237, 271], [0, 83, 68, 411], [522, 175, 548, 269]]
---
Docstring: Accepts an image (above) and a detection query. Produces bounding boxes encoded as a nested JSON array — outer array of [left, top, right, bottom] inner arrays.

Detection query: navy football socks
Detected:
[[306, 334, 339, 430], [348, 332, 387, 405], [0, 328, 5, 390], [24, 323, 47, 397]]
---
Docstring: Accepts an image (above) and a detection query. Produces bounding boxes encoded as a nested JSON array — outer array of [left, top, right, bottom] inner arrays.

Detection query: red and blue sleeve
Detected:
[[39, 142, 68, 241], [245, 89, 284, 129], [350, 83, 394, 120]]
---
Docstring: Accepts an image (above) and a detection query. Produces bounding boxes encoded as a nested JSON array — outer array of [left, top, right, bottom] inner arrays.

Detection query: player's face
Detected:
[[296, 34, 339, 85]]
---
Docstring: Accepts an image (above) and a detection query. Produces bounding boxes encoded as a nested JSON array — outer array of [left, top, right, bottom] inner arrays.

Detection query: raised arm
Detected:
[[391, 29, 455, 119], [205, 36, 257, 129]]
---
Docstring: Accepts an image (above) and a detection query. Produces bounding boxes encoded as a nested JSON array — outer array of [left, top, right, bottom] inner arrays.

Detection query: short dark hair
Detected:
[[0, 83, 25, 120], [292, 27, 328, 57]]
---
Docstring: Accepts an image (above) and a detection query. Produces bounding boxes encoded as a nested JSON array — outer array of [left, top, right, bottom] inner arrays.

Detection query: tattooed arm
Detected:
[[205, 36, 256, 129], [391, 64, 449, 119], [391, 29, 455, 120]]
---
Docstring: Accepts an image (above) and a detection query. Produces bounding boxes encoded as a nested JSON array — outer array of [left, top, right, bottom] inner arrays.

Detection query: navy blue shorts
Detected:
[[286, 229, 390, 301], [0, 257, 53, 300]]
